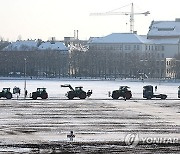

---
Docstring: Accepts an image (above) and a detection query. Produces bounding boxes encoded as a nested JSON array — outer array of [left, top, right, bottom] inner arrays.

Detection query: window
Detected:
[[157, 53, 160, 58], [162, 46, 164, 51], [145, 45, 147, 50], [158, 28, 174, 31], [162, 53, 164, 58], [151, 46, 154, 51], [155, 46, 158, 51], [125, 45, 131, 50], [134, 45, 136, 50], [120, 45, 123, 50], [137, 45, 140, 50]]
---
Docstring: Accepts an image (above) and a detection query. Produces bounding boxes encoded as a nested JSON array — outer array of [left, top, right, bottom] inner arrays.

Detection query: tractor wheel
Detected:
[[161, 95, 167, 100], [68, 93, 74, 100], [112, 92, 119, 99], [79, 92, 86, 99], [6, 93, 12, 99], [41, 93, 48, 99], [147, 95, 152, 100], [124, 92, 132, 100], [32, 94, 37, 100]]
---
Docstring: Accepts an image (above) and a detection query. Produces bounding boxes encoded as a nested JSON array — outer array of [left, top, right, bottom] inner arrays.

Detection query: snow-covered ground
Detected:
[[0, 79, 179, 153]]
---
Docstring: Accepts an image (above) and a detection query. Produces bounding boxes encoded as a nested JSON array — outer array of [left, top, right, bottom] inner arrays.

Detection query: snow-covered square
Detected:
[[0, 79, 179, 153]]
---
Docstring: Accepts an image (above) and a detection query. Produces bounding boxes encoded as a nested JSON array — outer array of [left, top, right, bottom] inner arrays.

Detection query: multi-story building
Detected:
[[88, 33, 148, 78], [88, 18, 180, 78]]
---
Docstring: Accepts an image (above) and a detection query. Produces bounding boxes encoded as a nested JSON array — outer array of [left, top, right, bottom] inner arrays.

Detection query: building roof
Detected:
[[38, 42, 69, 51], [3, 40, 38, 51], [89, 33, 149, 44], [147, 19, 180, 37]]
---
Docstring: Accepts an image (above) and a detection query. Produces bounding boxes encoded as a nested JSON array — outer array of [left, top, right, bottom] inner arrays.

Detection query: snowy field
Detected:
[[0, 79, 179, 153]]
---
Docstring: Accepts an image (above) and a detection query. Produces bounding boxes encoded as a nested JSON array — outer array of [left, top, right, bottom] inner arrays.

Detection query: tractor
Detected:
[[111, 86, 132, 100], [31, 88, 48, 100], [61, 84, 92, 99], [0, 88, 13, 99], [178, 86, 180, 98], [143, 85, 167, 99]]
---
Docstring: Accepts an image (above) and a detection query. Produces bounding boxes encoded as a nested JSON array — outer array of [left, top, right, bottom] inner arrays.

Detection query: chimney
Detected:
[[175, 18, 180, 22], [77, 30, 79, 40]]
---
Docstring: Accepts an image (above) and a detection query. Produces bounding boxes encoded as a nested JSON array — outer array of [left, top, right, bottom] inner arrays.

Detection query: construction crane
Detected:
[[90, 3, 150, 33]]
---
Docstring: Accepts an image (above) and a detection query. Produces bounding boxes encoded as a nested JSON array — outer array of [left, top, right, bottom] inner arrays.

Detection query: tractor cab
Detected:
[[119, 86, 130, 91], [143, 85, 153, 99], [0, 88, 12, 99], [2, 88, 11, 93], [37, 88, 47, 94], [143, 85, 167, 99], [75, 86, 83, 91]]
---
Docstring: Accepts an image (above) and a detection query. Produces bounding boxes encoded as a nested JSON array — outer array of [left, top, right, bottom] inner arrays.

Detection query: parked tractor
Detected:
[[111, 86, 132, 100], [31, 88, 48, 100], [0, 88, 12, 99], [61, 84, 92, 99], [143, 85, 167, 99], [178, 86, 180, 98]]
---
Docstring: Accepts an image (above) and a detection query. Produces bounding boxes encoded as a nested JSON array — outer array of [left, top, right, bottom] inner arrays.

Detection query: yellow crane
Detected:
[[90, 3, 150, 33]]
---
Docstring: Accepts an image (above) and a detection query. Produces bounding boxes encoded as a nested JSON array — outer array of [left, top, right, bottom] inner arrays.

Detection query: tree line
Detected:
[[1, 48, 180, 79]]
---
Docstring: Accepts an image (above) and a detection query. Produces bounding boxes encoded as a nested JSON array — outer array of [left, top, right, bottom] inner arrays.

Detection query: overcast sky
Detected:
[[0, 0, 179, 41]]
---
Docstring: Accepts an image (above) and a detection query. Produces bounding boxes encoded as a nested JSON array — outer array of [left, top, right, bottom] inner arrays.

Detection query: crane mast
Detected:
[[90, 3, 150, 33], [130, 3, 134, 33]]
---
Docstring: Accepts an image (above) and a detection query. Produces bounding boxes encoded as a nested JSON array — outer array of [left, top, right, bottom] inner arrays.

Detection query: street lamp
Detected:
[[24, 58, 27, 99]]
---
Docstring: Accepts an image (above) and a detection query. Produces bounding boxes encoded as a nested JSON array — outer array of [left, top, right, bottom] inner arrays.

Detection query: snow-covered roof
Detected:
[[148, 19, 180, 37], [3, 40, 38, 51], [38, 42, 69, 51], [89, 33, 149, 44]]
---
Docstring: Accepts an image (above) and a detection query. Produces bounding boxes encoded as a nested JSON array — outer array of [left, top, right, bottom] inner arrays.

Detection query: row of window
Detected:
[[143, 52, 165, 59], [90, 44, 165, 52], [90, 44, 140, 51], [145, 45, 164, 51], [166, 60, 176, 66], [166, 69, 176, 74]]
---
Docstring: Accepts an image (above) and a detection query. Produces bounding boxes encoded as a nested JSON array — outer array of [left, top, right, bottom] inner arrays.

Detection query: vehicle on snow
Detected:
[[31, 88, 48, 100], [143, 85, 167, 99], [0, 88, 12, 99], [111, 86, 132, 100], [61, 84, 92, 100]]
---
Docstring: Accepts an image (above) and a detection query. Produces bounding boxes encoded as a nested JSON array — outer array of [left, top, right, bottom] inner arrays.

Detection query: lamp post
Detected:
[[24, 58, 27, 99]]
